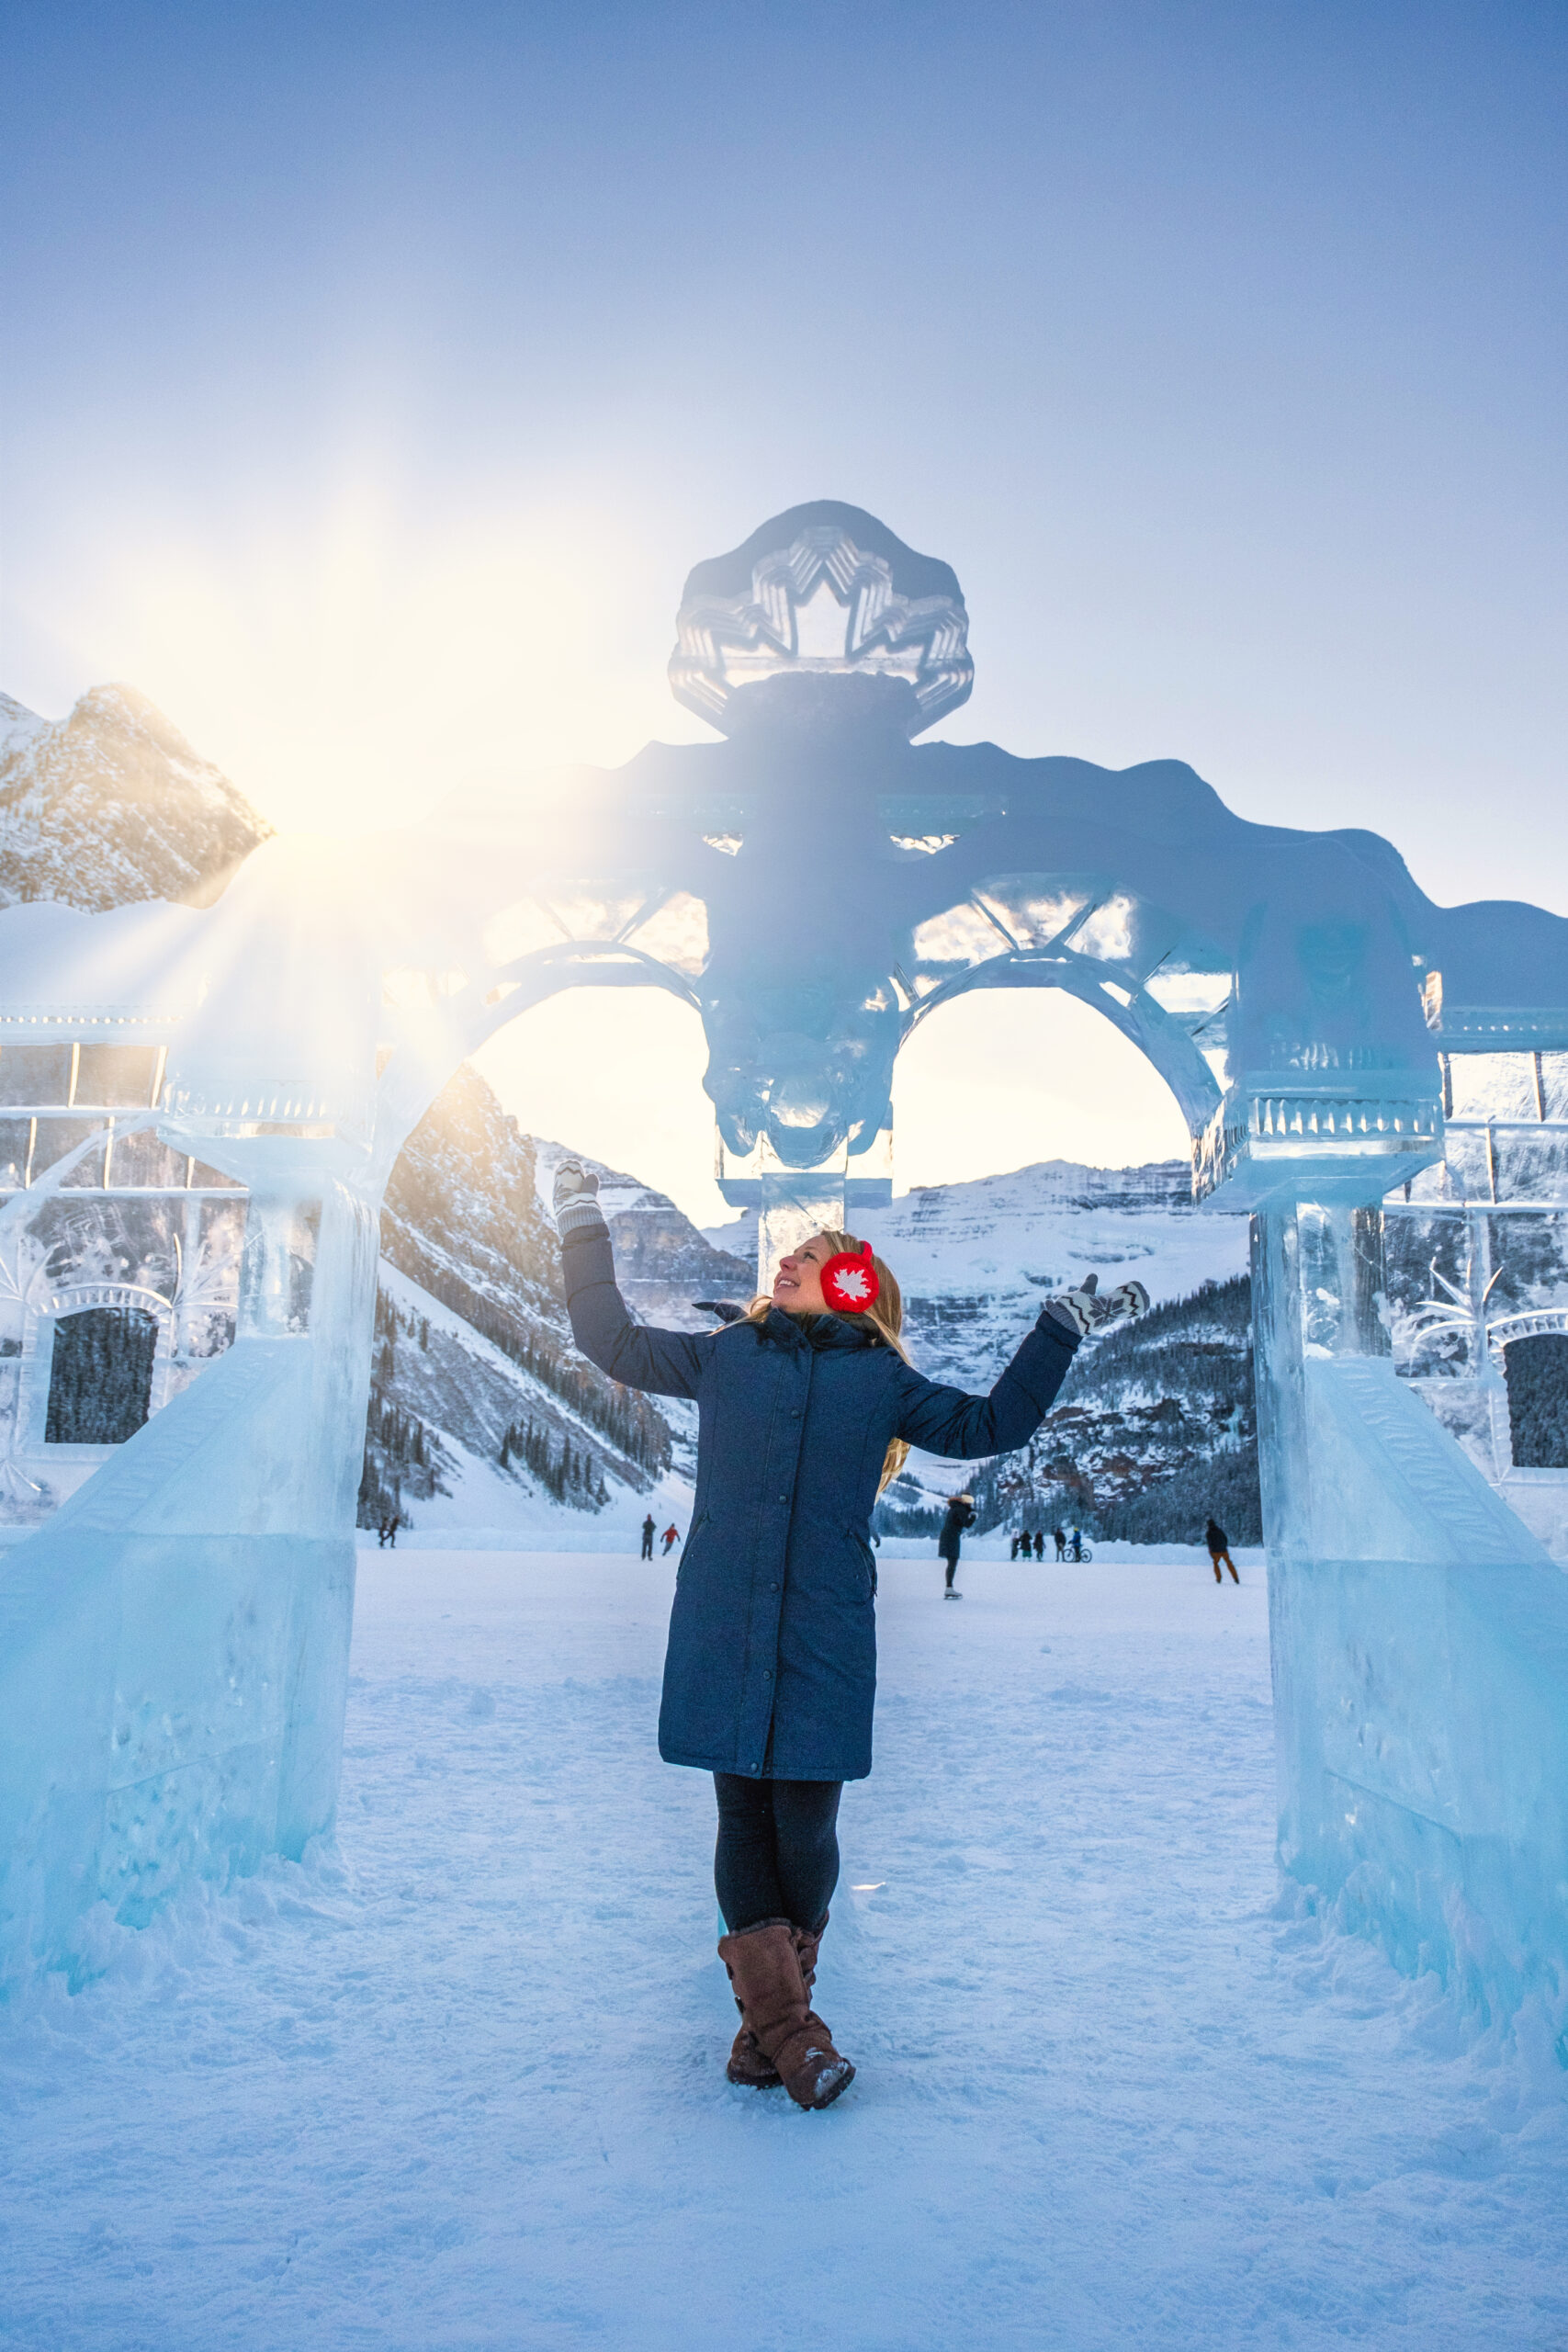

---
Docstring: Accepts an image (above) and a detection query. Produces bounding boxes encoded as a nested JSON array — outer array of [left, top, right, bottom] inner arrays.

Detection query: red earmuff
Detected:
[[820, 1242, 880, 1313]]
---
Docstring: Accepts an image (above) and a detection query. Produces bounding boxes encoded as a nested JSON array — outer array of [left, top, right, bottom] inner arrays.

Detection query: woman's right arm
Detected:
[[558, 1210, 709, 1401], [890, 1312, 1078, 1459], [889, 1275, 1150, 1459]]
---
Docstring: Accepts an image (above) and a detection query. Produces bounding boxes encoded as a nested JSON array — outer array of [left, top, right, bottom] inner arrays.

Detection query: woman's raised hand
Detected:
[[1043, 1272, 1150, 1339], [552, 1159, 606, 1238]]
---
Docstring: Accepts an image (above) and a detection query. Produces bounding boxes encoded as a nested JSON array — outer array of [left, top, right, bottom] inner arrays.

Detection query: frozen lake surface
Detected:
[[3, 1548, 1564, 2351]]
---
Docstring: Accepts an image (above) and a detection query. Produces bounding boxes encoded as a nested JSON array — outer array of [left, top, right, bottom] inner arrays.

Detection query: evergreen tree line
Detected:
[[357, 1458, 400, 1531], [356, 1289, 442, 1530], [366, 1392, 431, 1469], [498, 1416, 609, 1505], [372, 1286, 430, 1362]]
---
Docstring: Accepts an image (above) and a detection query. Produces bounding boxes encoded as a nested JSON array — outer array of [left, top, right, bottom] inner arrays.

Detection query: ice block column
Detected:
[[1248, 1208, 1310, 1561], [754, 1139, 849, 1292], [1459, 1205, 1516, 1477], [237, 1190, 317, 1339], [1296, 1204, 1392, 1359], [1252, 1199, 1395, 1904]]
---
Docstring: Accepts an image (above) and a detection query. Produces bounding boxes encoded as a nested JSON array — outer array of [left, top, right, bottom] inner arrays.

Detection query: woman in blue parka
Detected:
[[551, 1159, 1147, 2109]]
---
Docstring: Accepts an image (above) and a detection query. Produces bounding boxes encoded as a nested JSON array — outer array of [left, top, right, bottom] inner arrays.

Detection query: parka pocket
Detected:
[[675, 1510, 708, 1586], [846, 1525, 877, 1600]]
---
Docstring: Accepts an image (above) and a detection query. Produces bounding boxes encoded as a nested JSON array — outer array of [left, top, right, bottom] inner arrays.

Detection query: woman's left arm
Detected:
[[554, 1159, 709, 1399], [562, 1224, 709, 1398], [890, 1312, 1079, 1461]]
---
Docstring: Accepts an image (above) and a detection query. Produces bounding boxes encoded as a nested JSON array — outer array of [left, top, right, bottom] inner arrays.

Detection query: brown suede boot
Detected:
[[717, 1918, 853, 2109], [725, 1915, 829, 2088]]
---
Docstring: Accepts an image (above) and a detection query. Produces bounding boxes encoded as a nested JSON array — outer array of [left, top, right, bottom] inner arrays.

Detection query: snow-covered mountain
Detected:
[[0, 685, 270, 910], [705, 1159, 1249, 1389]]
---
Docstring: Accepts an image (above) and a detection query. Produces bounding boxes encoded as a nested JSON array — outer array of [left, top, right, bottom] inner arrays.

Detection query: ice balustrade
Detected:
[[3, 500, 1567, 2039]]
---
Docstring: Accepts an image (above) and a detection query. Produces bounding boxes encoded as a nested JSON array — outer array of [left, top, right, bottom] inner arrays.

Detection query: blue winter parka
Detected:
[[562, 1223, 1078, 1781]]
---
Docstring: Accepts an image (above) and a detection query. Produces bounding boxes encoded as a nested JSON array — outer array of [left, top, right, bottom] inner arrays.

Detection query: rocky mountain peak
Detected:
[[0, 681, 272, 911]]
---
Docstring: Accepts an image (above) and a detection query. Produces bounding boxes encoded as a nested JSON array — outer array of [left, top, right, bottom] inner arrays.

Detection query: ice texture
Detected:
[[2, 501, 1568, 2030]]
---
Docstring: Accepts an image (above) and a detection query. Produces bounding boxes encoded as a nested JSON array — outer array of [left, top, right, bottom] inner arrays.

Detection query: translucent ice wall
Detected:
[[1254, 1204, 1568, 2030]]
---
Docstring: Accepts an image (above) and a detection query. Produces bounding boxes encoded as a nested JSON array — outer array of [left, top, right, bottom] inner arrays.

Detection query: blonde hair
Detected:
[[743, 1230, 910, 1493]]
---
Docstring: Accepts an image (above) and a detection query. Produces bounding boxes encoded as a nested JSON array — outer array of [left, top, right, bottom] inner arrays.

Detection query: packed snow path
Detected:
[[4, 1552, 1564, 2352]]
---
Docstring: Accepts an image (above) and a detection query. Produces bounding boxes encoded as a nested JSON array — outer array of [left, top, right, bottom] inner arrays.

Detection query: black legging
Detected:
[[713, 1774, 842, 1933]]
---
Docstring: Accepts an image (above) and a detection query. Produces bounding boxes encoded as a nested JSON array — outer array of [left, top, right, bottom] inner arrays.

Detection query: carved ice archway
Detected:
[[370, 882, 1225, 1193]]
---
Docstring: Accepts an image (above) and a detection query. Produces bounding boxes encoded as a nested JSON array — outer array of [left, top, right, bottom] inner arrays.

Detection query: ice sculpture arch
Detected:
[[4, 500, 1568, 2041]]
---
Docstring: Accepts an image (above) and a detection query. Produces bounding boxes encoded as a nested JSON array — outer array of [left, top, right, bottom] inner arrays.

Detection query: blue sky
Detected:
[[3, 2, 1563, 1212]]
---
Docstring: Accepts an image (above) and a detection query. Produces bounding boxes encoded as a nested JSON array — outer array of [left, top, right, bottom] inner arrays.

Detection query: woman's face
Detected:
[[771, 1233, 834, 1314]]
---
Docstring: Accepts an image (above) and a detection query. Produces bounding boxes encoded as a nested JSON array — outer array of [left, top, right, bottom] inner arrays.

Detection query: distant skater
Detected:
[[662, 1523, 681, 1557], [641, 1513, 656, 1560], [1010, 1532, 1021, 1560], [1206, 1517, 1239, 1584], [1032, 1529, 1045, 1562], [551, 1157, 1149, 2107], [1052, 1525, 1066, 1561], [939, 1492, 976, 1598]]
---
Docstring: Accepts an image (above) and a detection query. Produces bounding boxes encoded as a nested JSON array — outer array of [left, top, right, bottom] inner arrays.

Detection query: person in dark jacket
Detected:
[[938, 1493, 976, 1598], [640, 1514, 656, 1560], [1206, 1517, 1239, 1583], [552, 1160, 1148, 2109]]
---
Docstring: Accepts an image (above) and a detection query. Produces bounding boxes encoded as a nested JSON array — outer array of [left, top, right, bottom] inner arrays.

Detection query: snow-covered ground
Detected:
[[4, 1551, 1564, 2351]]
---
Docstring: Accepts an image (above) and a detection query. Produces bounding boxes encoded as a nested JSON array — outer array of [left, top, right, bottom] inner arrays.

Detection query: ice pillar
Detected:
[[754, 1140, 848, 1293]]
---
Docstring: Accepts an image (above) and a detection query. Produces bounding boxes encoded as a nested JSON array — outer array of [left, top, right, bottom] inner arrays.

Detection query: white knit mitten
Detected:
[[1043, 1272, 1150, 1339], [552, 1160, 605, 1238]]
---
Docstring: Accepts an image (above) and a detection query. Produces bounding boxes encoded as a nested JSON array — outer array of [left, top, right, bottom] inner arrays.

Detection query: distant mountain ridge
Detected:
[[945, 1275, 1262, 1548], [706, 1158, 1249, 1390]]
